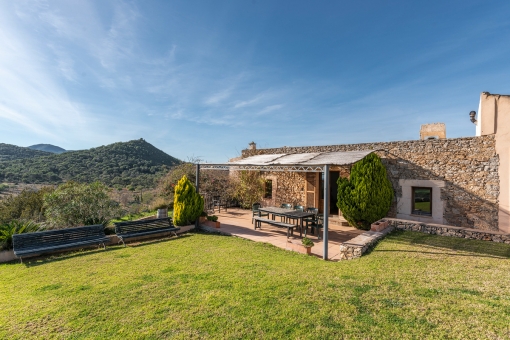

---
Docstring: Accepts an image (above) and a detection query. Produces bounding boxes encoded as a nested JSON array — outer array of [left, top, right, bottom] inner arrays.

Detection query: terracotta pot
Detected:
[[286, 240, 312, 255], [203, 220, 220, 228], [370, 220, 388, 232]]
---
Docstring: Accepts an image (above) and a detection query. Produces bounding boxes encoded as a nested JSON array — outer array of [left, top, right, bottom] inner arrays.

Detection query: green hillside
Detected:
[[0, 139, 181, 188], [0, 143, 52, 162]]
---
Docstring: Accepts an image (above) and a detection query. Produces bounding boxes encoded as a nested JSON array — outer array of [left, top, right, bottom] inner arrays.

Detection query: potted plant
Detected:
[[287, 237, 314, 255], [154, 203, 169, 219], [204, 215, 220, 228]]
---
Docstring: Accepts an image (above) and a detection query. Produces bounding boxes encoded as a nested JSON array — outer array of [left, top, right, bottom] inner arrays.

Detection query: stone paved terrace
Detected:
[[204, 208, 365, 261]]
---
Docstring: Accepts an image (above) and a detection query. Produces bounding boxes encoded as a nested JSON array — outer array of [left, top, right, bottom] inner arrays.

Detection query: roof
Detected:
[[200, 150, 375, 172]]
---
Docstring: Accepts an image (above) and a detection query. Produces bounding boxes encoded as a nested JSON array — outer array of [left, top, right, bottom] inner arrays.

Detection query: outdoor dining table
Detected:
[[258, 207, 315, 237]]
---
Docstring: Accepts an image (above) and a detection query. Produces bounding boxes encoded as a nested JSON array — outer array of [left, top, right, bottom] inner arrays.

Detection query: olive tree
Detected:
[[44, 181, 120, 228]]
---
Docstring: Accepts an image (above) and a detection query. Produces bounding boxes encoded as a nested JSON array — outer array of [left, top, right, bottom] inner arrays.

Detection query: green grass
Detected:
[[2, 231, 510, 339]]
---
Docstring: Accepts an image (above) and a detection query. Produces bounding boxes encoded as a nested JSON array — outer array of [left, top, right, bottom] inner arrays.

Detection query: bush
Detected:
[[231, 171, 265, 209], [44, 181, 120, 228], [336, 153, 393, 230], [0, 220, 43, 250], [173, 175, 204, 226], [206, 215, 218, 222], [0, 187, 54, 225]]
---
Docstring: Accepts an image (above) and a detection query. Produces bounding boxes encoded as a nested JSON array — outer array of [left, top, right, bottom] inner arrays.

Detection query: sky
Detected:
[[1, 0, 509, 163]]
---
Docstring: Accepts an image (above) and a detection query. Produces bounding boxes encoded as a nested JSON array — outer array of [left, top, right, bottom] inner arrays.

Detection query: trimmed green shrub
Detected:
[[173, 175, 204, 226], [336, 153, 393, 230]]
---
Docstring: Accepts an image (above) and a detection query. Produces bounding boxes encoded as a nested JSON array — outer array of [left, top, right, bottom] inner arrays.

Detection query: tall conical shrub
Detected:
[[336, 153, 393, 230], [173, 175, 204, 226]]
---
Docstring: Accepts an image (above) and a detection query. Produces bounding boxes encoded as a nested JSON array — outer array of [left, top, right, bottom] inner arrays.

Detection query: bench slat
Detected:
[[114, 217, 180, 245], [12, 225, 108, 261]]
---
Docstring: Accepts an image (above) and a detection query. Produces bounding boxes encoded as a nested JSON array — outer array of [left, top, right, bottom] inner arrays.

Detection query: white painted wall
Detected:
[[397, 179, 445, 224]]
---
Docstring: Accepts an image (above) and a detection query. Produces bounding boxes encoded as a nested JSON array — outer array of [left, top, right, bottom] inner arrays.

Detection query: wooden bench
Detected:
[[253, 216, 296, 238], [114, 217, 180, 246], [12, 224, 108, 263]]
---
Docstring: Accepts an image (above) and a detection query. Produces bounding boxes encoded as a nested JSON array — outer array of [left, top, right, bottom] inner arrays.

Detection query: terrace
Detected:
[[204, 207, 365, 260]]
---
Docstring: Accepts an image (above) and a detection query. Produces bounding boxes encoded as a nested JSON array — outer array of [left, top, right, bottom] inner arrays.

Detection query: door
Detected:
[[305, 172, 319, 209]]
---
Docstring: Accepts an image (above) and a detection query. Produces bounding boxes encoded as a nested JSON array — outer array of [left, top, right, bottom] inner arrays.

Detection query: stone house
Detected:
[[239, 92, 510, 233]]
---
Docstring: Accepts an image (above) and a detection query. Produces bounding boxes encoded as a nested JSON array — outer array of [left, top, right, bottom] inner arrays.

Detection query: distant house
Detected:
[[237, 92, 509, 233]]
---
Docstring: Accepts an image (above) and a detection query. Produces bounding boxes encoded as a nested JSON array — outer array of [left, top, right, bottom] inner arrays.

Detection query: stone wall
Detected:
[[387, 218, 510, 243], [242, 136, 499, 231]]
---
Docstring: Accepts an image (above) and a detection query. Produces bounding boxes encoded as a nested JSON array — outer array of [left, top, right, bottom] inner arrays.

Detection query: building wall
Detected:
[[242, 136, 499, 231], [478, 92, 510, 232]]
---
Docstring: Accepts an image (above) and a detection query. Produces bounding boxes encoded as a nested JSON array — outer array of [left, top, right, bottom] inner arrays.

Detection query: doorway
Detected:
[[318, 171, 340, 215]]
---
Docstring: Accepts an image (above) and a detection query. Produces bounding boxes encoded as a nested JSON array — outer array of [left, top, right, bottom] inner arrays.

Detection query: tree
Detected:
[[0, 187, 54, 225], [231, 171, 265, 209], [44, 181, 120, 228], [336, 153, 393, 230], [173, 175, 204, 226]]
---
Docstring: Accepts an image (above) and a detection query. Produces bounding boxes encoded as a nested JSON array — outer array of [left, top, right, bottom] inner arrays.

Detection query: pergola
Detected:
[[196, 149, 375, 260]]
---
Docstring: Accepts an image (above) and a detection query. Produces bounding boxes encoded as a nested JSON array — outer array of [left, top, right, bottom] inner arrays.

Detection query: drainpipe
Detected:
[[323, 165, 329, 260], [195, 163, 200, 229]]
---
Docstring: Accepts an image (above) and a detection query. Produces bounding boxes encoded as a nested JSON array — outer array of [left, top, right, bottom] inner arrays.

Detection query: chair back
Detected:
[[306, 207, 319, 215], [281, 203, 292, 209], [252, 203, 261, 211], [293, 205, 304, 211]]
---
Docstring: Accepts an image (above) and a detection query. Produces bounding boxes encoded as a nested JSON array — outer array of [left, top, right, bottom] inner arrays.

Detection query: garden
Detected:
[[1, 231, 510, 338]]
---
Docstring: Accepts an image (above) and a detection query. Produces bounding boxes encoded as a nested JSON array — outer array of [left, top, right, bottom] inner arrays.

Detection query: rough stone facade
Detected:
[[242, 135, 499, 231]]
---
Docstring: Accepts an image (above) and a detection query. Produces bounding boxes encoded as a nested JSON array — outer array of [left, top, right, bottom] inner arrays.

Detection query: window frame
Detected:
[[411, 186, 432, 216]]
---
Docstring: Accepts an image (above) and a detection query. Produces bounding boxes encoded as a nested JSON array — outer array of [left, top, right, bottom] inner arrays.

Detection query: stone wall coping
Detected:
[[384, 218, 510, 236], [243, 136, 483, 155]]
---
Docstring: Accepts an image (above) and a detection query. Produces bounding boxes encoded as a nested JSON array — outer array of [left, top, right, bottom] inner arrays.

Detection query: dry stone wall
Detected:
[[242, 136, 499, 231]]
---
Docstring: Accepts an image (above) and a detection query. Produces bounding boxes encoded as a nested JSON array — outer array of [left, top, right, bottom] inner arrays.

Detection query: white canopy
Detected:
[[200, 150, 375, 171]]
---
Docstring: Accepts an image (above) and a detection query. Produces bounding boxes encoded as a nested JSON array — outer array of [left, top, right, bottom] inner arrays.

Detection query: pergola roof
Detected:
[[200, 150, 375, 172]]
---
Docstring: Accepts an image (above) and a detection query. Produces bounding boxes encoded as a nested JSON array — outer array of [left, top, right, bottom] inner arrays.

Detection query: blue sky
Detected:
[[1, 0, 509, 162]]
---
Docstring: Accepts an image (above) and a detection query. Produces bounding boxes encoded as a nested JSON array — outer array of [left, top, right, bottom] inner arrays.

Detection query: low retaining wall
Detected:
[[386, 218, 510, 243], [338, 227, 394, 260]]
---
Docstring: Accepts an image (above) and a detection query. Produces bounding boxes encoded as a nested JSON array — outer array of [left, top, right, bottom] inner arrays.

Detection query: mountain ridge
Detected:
[[0, 143, 52, 162], [0, 139, 181, 188], [28, 144, 67, 154]]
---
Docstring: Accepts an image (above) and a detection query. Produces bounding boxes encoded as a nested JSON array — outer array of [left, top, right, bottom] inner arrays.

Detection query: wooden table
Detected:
[[258, 207, 315, 237]]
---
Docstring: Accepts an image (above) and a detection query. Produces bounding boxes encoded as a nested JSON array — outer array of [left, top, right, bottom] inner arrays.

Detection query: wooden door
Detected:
[[305, 172, 319, 209]]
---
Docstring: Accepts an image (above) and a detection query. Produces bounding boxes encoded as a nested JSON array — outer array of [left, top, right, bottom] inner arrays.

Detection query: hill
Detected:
[[0, 139, 181, 188], [0, 143, 52, 162], [28, 144, 66, 154]]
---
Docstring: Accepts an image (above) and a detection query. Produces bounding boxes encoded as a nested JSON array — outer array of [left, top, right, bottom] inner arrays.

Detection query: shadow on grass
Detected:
[[18, 234, 190, 267], [377, 230, 510, 259]]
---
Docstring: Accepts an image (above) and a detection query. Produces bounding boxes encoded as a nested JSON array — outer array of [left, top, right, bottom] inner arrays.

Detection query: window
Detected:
[[412, 187, 432, 216], [264, 180, 273, 199]]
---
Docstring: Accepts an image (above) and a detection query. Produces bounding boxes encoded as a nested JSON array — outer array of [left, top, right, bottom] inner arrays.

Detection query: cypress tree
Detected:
[[173, 175, 204, 226], [336, 153, 393, 230]]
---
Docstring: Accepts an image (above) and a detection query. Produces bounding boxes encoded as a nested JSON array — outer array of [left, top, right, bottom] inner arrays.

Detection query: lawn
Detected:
[[1, 231, 510, 339]]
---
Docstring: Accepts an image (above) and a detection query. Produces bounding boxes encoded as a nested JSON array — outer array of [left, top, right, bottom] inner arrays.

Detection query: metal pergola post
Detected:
[[195, 163, 200, 229], [323, 164, 329, 260]]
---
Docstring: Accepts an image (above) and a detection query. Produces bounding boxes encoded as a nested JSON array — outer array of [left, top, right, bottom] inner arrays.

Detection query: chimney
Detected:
[[248, 141, 256, 150], [420, 123, 446, 140]]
